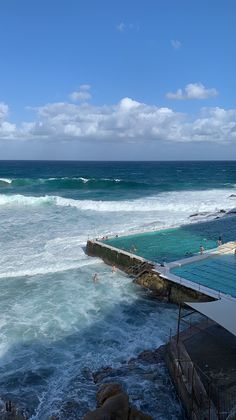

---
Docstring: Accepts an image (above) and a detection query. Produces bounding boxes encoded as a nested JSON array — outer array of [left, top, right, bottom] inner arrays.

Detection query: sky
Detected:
[[0, 0, 236, 160]]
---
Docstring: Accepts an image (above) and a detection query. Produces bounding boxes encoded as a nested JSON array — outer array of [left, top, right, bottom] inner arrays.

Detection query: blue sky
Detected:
[[0, 0, 236, 159]]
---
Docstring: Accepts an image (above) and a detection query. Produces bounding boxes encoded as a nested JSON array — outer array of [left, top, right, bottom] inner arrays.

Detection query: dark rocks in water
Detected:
[[93, 366, 114, 383], [83, 382, 152, 420], [129, 345, 165, 365], [190, 209, 226, 218], [227, 208, 236, 214], [189, 212, 206, 218], [0, 401, 27, 419], [137, 345, 165, 364]]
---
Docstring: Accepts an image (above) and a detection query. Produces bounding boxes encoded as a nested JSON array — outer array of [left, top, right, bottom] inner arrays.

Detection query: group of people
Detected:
[[92, 265, 117, 283]]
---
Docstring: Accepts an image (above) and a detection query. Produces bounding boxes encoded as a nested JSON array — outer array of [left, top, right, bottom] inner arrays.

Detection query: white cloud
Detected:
[[69, 84, 91, 102], [167, 83, 218, 100], [117, 22, 126, 32], [171, 39, 182, 50], [0, 97, 236, 145], [0, 102, 17, 139], [0, 102, 9, 120], [116, 22, 139, 33]]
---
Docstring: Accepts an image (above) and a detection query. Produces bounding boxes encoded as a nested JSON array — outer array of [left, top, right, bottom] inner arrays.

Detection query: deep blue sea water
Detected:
[[1, 161, 236, 419]]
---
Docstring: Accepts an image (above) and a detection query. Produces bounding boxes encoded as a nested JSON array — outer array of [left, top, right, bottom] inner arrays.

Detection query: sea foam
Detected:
[[0, 188, 235, 215]]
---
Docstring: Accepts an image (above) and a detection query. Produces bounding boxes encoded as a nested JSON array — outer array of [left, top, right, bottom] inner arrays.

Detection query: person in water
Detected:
[[93, 273, 99, 283], [130, 244, 137, 253], [112, 265, 117, 273], [200, 245, 204, 255]]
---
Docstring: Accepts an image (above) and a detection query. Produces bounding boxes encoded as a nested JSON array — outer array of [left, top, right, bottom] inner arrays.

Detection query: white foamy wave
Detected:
[[0, 178, 12, 185], [0, 258, 100, 279], [77, 177, 89, 183], [0, 194, 55, 206], [0, 189, 235, 216]]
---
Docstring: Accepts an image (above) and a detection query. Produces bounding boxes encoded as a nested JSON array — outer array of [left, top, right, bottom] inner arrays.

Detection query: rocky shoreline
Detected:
[[0, 345, 184, 419]]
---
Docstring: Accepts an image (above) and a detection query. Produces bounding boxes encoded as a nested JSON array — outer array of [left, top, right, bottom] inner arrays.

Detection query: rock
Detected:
[[84, 382, 153, 420], [93, 367, 113, 383], [136, 345, 165, 364], [227, 208, 236, 214], [129, 406, 153, 420], [97, 383, 123, 407], [189, 212, 208, 218], [84, 392, 129, 420]]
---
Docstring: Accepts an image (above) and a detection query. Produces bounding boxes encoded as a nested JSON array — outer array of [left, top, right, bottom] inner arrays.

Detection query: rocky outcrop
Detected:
[[0, 401, 27, 419], [83, 383, 152, 420]]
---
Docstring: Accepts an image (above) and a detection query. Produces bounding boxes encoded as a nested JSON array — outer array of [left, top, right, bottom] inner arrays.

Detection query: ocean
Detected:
[[0, 160, 236, 419]]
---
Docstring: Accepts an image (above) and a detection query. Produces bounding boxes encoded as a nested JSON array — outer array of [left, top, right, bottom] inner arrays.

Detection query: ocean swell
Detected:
[[0, 177, 148, 190]]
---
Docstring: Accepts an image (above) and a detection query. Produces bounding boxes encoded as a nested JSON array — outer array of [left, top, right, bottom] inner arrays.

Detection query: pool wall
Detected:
[[86, 240, 214, 304]]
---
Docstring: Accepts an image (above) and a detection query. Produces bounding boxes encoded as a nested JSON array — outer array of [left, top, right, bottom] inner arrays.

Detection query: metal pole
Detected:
[[177, 302, 182, 344]]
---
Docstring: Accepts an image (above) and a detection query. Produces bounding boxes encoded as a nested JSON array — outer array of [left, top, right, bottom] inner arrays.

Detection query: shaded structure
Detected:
[[166, 302, 236, 419]]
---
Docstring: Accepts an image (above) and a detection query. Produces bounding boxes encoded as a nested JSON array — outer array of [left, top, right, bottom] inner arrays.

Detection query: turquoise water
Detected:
[[171, 254, 236, 297], [105, 216, 236, 263]]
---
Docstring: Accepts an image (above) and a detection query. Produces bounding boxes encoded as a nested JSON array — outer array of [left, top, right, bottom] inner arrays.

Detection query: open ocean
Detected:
[[1, 160, 236, 419]]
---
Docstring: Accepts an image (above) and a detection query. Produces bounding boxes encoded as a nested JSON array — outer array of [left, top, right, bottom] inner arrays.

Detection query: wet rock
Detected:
[[93, 367, 113, 383], [60, 400, 81, 416], [189, 212, 207, 218], [129, 406, 153, 420], [227, 208, 236, 214], [97, 383, 123, 407], [84, 392, 129, 420], [136, 345, 165, 364], [84, 383, 153, 420]]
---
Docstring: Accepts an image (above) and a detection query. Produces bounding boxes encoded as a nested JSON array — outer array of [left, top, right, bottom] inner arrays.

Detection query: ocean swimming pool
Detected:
[[171, 254, 236, 298], [105, 215, 236, 263]]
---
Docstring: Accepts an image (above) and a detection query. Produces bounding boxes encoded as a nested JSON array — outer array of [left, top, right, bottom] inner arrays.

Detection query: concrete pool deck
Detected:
[[167, 241, 236, 269]]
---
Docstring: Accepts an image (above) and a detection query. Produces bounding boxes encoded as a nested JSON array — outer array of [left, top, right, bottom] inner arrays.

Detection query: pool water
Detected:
[[105, 216, 236, 263], [171, 254, 236, 298]]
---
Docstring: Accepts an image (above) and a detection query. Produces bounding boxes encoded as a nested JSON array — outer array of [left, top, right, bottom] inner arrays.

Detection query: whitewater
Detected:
[[1, 160, 236, 419]]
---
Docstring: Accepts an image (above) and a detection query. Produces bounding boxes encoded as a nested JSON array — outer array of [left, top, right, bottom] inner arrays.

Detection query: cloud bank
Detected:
[[0, 96, 235, 145], [167, 83, 218, 100]]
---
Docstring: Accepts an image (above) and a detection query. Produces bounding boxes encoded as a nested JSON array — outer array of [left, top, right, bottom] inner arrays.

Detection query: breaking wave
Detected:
[[0, 188, 235, 214], [0, 176, 149, 189], [0, 178, 13, 185]]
